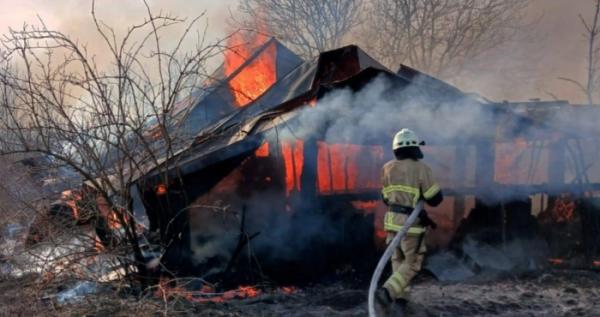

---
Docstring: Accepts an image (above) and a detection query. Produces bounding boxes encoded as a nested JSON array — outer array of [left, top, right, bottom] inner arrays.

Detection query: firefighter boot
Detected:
[[391, 298, 408, 317], [375, 288, 393, 316]]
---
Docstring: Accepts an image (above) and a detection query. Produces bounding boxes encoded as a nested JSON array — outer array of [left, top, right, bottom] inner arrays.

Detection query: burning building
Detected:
[[128, 37, 600, 280]]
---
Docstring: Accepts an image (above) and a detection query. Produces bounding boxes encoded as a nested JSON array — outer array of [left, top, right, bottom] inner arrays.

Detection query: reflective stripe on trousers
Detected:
[[384, 272, 408, 297], [383, 231, 426, 299]]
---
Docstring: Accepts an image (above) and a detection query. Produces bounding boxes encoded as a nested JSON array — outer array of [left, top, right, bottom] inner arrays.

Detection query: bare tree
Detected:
[[362, 0, 530, 78], [235, 0, 363, 58], [0, 0, 223, 285], [559, 0, 600, 105]]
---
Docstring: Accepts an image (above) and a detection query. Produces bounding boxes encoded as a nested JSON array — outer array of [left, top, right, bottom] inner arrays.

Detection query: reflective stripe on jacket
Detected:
[[384, 212, 427, 235], [381, 159, 440, 233]]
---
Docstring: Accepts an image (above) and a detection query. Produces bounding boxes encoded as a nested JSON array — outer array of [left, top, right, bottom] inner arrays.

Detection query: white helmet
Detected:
[[392, 128, 422, 150]]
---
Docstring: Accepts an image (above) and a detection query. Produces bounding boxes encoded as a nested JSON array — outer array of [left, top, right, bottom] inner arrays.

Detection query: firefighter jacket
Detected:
[[381, 159, 440, 234]]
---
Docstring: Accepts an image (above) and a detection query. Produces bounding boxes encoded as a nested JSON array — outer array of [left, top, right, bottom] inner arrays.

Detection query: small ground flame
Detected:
[[280, 286, 297, 295], [156, 279, 261, 303], [548, 258, 565, 265]]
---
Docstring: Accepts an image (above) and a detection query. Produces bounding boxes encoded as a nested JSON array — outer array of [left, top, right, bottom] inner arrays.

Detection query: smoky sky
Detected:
[[0, 0, 595, 103]]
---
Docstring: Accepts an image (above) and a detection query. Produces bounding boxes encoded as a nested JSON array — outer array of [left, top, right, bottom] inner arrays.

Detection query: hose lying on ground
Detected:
[[368, 201, 424, 317]]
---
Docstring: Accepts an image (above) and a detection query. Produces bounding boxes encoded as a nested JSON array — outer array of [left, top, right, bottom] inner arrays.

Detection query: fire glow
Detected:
[[223, 31, 276, 107], [282, 140, 304, 196], [552, 195, 576, 223], [352, 200, 387, 242], [548, 258, 565, 265], [274, 140, 384, 197], [317, 142, 383, 193], [494, 137, 530, 184]]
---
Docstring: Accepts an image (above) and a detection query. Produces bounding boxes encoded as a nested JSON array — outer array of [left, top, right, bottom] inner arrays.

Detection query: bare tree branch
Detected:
[[233, 0, 363, 59], [361, 0, 530, 78], [0, 0, 225, 286]]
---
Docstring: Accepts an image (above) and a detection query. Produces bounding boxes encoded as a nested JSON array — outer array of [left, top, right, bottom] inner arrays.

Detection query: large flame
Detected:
[[279, 140, 384, 197], [317, 142, 383, 193], [224, 31, 276, 107]]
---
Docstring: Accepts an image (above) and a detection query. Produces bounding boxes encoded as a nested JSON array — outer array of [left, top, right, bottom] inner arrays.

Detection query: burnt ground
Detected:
[[1, 269, 599, 316]]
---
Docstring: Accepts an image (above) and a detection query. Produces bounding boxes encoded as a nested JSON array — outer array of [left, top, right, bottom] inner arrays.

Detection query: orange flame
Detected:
[[61, 190, 82, 220], [107, 210, 125, 230], [282, 140, 304, 196], [351, 200, 378, 214], [317, 142, 383, 193], [156, 279, 261, 303], [224, 31, 276, 107], [94, 236, 105, 253], [375, 229, 387, 240], [238, 286, 260, 298], [156, 184, 168, 196], [255, 142, 270, 157]]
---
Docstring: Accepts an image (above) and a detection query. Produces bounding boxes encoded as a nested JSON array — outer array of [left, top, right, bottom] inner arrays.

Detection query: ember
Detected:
[[156, 184, 167, 196], [280, 286, 297, 295]]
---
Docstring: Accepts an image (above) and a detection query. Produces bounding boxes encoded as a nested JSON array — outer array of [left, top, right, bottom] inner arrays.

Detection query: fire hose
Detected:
[[368, 200, 424, 317]]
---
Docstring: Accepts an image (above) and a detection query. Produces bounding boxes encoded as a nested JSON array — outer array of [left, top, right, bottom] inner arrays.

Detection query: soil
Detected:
[[1, 269, 599, 316]]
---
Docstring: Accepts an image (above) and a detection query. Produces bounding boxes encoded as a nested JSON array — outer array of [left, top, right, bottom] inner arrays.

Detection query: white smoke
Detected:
[[290, 75, 495, 146], [283, 74, 600, 192]]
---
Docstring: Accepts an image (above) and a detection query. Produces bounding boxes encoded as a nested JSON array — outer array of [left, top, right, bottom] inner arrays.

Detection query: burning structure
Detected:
[[94, 36, 600, 281]]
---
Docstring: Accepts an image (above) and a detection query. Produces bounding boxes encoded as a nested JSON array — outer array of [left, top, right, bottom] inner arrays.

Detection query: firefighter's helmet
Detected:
[[392, 128, 423, 150]]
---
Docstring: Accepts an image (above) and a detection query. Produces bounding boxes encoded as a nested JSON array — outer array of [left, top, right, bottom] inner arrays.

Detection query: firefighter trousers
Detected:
[[383, 230, 427, 300]]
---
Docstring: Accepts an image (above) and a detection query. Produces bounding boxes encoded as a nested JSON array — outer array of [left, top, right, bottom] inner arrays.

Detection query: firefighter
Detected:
[[375, 128, 443, 316]]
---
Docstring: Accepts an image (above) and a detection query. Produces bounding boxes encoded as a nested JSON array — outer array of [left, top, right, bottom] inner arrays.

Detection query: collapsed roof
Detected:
[[136, 38, 600, 200], [140, 40, 398, 181]]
